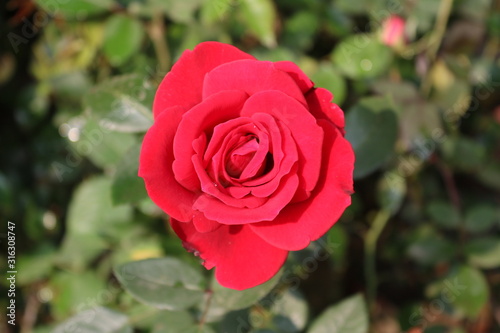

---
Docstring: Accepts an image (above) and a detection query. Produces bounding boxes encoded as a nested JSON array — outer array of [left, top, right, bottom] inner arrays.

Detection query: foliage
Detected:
[[1, 0, 500, 332]]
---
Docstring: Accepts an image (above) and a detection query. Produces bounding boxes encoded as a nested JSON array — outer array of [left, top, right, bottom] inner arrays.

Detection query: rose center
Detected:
[[225, 137, 262, 178]]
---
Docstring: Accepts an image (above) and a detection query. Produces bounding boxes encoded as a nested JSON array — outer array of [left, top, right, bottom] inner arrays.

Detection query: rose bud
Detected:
[[381, 15, 406, 48]]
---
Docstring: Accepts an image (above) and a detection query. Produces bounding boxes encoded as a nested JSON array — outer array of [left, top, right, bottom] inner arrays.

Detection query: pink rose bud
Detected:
[[381, 15, 406, 47]]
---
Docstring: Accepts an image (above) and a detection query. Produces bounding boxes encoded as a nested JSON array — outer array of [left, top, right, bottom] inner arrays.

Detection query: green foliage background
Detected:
[[1, 0, 500, 332]]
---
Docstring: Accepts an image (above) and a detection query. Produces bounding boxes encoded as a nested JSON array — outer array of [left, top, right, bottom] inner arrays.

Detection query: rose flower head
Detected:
[[139, 42, 354, 290]]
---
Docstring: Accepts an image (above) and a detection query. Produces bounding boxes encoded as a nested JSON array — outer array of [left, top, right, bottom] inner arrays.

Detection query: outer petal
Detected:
[[203, 60, 307, 106], [274, 60, 314, 93], [170, 220, 288, 290], [192, 211, 221, 233], [249, 120, 354, 251], [153, 42, 254, 118], [138, 106, 196, 222], [306, 88, 345, 132]]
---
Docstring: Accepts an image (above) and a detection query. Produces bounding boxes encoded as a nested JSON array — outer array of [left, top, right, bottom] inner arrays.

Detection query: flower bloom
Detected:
[[381, 15, 406, 47], [139, 42, 354, 290]]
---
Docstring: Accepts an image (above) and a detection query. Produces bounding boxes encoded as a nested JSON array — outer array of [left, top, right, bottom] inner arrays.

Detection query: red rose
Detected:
[[139, 42, 354, 290]]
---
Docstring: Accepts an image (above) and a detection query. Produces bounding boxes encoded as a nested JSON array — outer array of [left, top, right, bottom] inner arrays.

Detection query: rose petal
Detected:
[[153, 42, 254, 118], [170, 220, 288, 290], [193, 167, 299, 224], [138, 106, 196, 222], [241, 90, 324, 198], [192, 153, 268, 209], [274, 60, 314, 93], [204, 119, 269, 187], [192, 211, 221, 233], [203, 60, 307, 106], [245, 117, 297, 198], [239, 113, 288, 189], [172, 90, 249, 192], [306, 88, 345, 132], [250, 120, 354, 251]]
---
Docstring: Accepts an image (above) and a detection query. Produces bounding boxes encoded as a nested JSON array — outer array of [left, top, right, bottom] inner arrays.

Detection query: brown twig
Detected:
[[20, 284, 42, 333], [435, 158, 466, 255], [147, 13, 171, 74]]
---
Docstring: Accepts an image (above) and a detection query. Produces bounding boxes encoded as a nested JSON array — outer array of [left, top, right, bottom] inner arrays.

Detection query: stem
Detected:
[[20, 285, 42, 333], [436, 159, 465, 254], [364, 209, 391, 312], [420, 0, 454, 97], [428, 0, 454, 62], [148, 13, 170, 73], [198, 279, 215, 332]]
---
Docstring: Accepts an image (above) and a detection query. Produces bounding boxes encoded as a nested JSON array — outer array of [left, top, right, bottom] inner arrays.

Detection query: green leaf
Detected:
[[49, 71, 92, 102], [488, 13, 500, 37], [218, 309, 251, 333], [310, 63, 347, 106], [206, 270, 282, 320], [112, 230, 164, 267], [103, 15, 145, 66], [411, 0, 440, 32], [240, 0, 277, 48], [17, 246, 56, 285], [66, 176, 132, 236], [426, 201, 461, 229], [131, 305, 215, 333], [180, 326, 216, 333], [84, 74, 155, 133], [476, 161, 500, 191], [57, 176, 132, 269], [334, 0, 371, 14], [373, 80, 443, 151], [114, 258, 205, 310], [111, 144, 148, 205], [344, 98, 398, 178], [433, 79, 471, 124], [50, 272, 108, 320], [282, 11, 319, 51], [465, 238, 500, 269], [68, 120, 137, 169], [35, 0, 114, 19], [331, 34, 393, 79], [134, 309, 195, 333], [200, 0, 234, 23], [57, 234, 108, 271], [406, 228, 455, 266], [441, 137, 487, 171], [272, 290, 308, 333], [464, 205, 498, 233], [426, 265, 489, 319], [308, 294, 368, 333], [126, 303, 194, 332], [148, 0, 203, 23], [53, 307, 131, 333]]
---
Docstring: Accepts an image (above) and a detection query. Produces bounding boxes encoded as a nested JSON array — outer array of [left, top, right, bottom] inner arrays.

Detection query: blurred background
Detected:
[[1, 0, 500, 332]]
